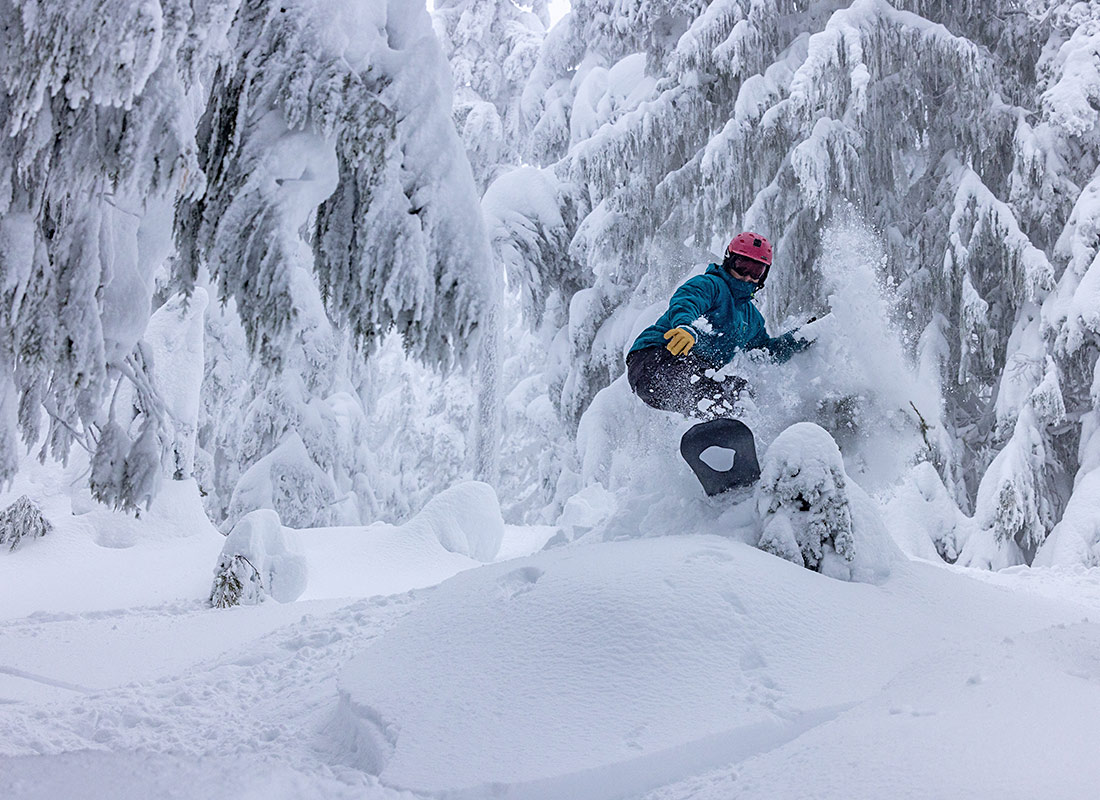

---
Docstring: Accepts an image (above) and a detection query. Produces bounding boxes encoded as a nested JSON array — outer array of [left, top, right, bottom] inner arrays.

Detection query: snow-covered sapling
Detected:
[[0, 496, 53, 552], [209, 553, 264, 609]]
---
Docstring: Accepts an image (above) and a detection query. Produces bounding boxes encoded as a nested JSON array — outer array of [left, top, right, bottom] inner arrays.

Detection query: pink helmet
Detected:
[[726, 232, 772, 266]]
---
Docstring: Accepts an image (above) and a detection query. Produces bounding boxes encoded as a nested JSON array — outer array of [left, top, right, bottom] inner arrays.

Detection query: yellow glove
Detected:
[[663, 327, 695, 356]]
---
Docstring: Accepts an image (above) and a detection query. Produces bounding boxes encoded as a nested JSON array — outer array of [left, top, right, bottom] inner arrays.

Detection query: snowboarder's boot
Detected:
[[680, 418, 761, 496]]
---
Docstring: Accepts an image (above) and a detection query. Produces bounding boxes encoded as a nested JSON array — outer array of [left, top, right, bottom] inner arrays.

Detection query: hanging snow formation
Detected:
[[1, 1, 494, 522]]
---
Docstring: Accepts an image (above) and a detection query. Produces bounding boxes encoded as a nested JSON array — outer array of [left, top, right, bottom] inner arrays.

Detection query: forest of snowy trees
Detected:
[[1, 0, 1099, 569]]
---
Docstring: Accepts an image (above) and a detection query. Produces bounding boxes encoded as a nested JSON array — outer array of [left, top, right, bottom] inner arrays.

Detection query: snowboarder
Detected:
[[626, 232, 810, 420], [625, 232, 812, 494]]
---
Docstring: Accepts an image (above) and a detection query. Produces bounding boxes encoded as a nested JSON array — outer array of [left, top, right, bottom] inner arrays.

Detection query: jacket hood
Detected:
[[706, 262, 757, 301]]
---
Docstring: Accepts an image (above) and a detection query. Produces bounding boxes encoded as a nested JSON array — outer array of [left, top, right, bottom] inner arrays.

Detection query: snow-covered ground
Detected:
[[2, 455, 1099, 800]]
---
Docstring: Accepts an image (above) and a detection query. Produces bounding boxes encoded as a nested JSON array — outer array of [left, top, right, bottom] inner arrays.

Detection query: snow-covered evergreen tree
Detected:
[[211, 508, 307, 604], [5, 0, 1100, 571], [2, 1, 496, 524], [144, 288, 209, 480], [1026, 1, 1100, 566], [210, 552, 264, 608], [0, 495, 52, 551], [178, 0, 494, 371], [0, 0, 233, 509], [756, 422, 856, 573], [177, 0, 498, 523], [433, 0, 548, 189]]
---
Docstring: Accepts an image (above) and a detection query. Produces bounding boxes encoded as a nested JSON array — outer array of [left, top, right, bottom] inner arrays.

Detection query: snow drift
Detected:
[[333, 535, 1093, 799], [292, 481, 506, 601]]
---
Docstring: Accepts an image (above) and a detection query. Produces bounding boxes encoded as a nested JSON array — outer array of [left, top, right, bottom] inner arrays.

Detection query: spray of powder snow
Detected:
[[713, 211, 939, 494], [569, 212, 942, 543]]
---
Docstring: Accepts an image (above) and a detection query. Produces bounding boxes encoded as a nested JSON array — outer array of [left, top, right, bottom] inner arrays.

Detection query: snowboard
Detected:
[[680, 418, 761, 496]]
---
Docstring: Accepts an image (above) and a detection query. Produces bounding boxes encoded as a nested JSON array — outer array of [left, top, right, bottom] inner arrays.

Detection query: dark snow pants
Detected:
[[626, 346, 747, 420]]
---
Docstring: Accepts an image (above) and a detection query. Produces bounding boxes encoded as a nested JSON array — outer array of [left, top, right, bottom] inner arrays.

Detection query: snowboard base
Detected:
[[680, 418, 761, 496]]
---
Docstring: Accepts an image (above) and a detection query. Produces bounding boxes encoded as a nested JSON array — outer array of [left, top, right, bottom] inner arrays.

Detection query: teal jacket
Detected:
[[629, 263, 807, 367]]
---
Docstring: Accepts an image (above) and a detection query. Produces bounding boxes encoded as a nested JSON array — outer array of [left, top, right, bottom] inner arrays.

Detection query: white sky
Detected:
[[547, 0, 570, 25]]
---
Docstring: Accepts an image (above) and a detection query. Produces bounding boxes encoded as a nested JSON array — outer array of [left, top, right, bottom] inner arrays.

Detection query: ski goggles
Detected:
[[727, 254, 768, 282]]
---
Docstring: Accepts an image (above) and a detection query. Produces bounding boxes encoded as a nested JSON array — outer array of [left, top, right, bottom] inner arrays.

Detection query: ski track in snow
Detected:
[[0, 666, 93, 695], [0, 593, 422, 796]]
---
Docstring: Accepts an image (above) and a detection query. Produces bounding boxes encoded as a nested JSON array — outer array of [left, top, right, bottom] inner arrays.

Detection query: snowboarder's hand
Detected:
[[796, 318, 817, 349], [664, 327, 695, 356], [796, 313, 834, 343]]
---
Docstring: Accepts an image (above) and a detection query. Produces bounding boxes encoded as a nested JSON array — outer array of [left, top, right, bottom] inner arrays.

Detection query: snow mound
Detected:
[[755, 422, 900, 582], [1033, 469, 1100, 567], [333, 536, 1082, 799], [884, 461, 976, 562], [217, 510, 308, 604], [555, 483, 616, 545], [295, 522, 479, 602], [844, 479, 905, 583], [291, 482, 507, 601], [640, 621, 1100, 800], [70, 476, 217, 548], [404, 481, 504, 562], [0, 464, 225, 618]]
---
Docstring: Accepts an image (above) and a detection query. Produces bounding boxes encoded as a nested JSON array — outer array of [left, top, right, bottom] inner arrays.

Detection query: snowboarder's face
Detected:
[[727, 256, 767, 284]]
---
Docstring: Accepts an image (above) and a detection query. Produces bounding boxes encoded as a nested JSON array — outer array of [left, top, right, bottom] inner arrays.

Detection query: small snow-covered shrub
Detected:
[[209, 509, 307, 607], [885, 461, 976, 562], [0, 496, 52, 551], [755, 423, 855, 574]]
